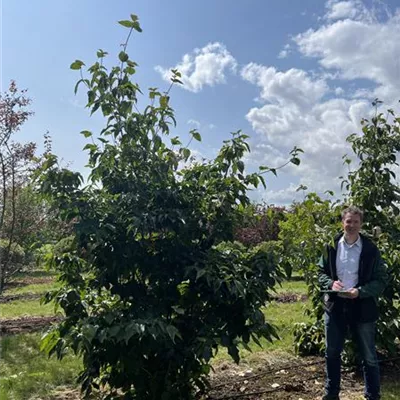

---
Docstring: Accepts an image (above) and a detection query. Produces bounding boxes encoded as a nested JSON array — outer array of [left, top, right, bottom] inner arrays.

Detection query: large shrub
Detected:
[[38, 17, 299, 399]]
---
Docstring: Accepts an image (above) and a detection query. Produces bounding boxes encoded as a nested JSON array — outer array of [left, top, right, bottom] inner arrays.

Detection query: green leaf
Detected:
[[132, 21, 142, 33], [171, 137, 182, 146], [83, 143, 98, 152], [191, 130, 202, 142], [118, 20, 135, 28], [80, 130, 92, 138], [97, 49, 108, 58], [196, 268, 207, 280], [40, 330, 60, 354], [70, 60, 85, 70], [290, 157, 301, 166], [160, 95, 169, 109], [181, 148, 191, 160], [74, 79, 89, 94], [82, 324, 98, 343], [118, 51, 129, 62], [166, 325, 181, 343], [227, 345, 240, 364]]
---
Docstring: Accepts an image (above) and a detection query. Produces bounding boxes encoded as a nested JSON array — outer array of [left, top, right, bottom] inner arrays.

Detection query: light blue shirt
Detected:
[[336, 235, 362, 290]]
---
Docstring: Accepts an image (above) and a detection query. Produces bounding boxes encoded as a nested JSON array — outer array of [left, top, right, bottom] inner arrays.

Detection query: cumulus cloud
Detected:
[[241, 62, 374, 199], [240, 1, 400, 203], [155, 42, 237, 93], [324, 0, 365, 21], [295, 7, 400, 103], [245, 97, 370, 192], [187, 119, 201, 129], [241, 64, 328, 109]]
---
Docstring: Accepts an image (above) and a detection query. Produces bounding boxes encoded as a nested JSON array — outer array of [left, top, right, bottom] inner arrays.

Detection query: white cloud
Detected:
[[335, 87, 345, 95], [295, 8, 400, 103], [239, 0, 400, 203], [325, 0, 364, 21], [242, 62, 372, 199], [278, 44, 291, 59], [278, 49, 289, 59], [262, 183, 309, 205], [241, 64, 328, 110], [155, 42, 237, 93], [187, 119, 201, 129]]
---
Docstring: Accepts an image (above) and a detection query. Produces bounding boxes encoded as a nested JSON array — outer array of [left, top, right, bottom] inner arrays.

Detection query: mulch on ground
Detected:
[[205, 357, 363, 399], [271, 293, 308, 303]]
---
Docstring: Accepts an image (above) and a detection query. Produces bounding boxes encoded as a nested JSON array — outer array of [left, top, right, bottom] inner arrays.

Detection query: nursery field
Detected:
[[1, 270, 399, 400]]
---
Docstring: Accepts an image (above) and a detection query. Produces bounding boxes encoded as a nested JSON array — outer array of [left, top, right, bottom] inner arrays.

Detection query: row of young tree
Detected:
[[0, 82, 70, 293], [3, 15, 400, 399]]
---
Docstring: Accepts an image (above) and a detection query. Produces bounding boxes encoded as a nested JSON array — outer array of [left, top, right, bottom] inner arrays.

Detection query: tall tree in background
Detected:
[[0, 81, 34, 292]]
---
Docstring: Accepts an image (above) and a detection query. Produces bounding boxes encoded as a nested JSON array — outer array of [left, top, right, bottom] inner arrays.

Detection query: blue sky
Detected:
[[2, 0, 400, 203]]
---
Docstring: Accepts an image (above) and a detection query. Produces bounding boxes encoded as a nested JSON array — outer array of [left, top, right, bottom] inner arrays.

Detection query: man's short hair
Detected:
[[341, 205, 364, 222]]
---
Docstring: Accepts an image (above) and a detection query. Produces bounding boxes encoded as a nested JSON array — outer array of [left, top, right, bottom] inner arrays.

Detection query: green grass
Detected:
[[3, 281, 60, 296], [382, 381, 400, 399], [274, 277, 308, 294], [0, 333, 82, 400], [213, 300, 311, 364], [0, 298, 57, 319], [13, 269, 58, 280]]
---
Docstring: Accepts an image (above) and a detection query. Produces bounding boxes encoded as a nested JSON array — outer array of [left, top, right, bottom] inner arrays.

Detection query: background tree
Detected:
[[233, 204, 286, 248], [293, 102, 400, 361], [343, 102, 400, 356], [0, 81, 34, 292]]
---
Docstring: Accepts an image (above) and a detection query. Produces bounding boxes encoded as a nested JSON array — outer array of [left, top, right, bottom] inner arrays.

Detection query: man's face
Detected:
[[342, 212, 362, 236]]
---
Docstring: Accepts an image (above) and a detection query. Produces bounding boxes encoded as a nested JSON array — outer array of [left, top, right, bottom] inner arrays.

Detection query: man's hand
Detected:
[[332, 281, 359, 299], [339, 288, 359, 299], [332, 280, 344, 291]]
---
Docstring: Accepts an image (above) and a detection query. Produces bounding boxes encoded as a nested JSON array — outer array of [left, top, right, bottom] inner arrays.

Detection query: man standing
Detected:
[[318, 206, 388, 400]]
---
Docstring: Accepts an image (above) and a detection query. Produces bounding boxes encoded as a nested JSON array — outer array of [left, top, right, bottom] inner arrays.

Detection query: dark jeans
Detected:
[[325, 310, 380, 400]]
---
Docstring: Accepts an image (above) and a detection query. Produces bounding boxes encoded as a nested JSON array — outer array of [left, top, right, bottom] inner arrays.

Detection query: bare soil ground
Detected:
[[47, 358, 400, 400], [206, 356, 400, 400], [0, 316, 61, 335], [0, 292, 42, 303], [4, 276, 55, 290], [271, 293, 308, 303]]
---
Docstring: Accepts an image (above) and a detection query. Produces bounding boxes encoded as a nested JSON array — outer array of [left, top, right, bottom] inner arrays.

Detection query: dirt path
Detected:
[[4, 276, 55, 290], [0, 292, 42, 303], [0, 316, 61, 335]]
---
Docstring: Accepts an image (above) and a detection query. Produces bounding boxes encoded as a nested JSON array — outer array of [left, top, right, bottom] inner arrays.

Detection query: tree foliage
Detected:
[[344, 104, 400, 356], [293, 102, 400, 361], [38, 17, 292, 399], [233, 204, 286, 247]]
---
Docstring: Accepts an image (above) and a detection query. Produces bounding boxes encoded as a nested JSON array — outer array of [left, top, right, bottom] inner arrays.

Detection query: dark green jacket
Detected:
[[318, 233, 388, 322]]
